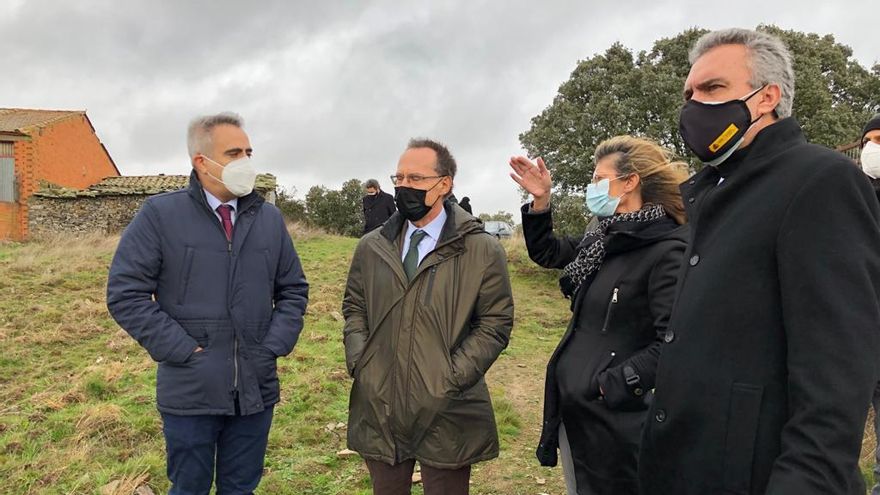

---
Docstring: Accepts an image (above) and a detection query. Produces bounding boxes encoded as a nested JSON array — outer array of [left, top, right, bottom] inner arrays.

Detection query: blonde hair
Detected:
[[594, 135, 690, 224]]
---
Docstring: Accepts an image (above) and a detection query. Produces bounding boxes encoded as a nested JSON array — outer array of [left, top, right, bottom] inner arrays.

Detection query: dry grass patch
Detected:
[[29, 390, 71, 412], [287, 222, 329, 241], [106, 328, 136, 351], [98, 469, 151, 495], [73, 403, 141, 452], [863, 407, 877, 467], [71, 298, 110, 319], [8, 233, 117, 276]]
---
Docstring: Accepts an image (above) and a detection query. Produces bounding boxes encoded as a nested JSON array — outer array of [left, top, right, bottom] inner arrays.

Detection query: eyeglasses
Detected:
[[390, 174, 447, 186], [590, 173, 632, 184]]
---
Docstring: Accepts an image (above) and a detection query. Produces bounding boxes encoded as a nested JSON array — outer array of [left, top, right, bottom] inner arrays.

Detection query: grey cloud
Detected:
[[1, 0, 876, 218]]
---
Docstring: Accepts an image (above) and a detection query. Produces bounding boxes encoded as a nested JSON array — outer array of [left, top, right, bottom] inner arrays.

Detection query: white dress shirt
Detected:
[[401, 208, 447, 266], [204, 190, 238, 225]]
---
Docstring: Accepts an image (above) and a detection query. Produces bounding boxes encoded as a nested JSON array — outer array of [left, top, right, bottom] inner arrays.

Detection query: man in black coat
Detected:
[[362, 178, 396, 234], [639, 28, 880, 495], [859, 113, 880, 495]]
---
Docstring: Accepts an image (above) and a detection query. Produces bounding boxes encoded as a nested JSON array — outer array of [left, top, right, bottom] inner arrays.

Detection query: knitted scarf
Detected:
[[559, 204, 667, 299]]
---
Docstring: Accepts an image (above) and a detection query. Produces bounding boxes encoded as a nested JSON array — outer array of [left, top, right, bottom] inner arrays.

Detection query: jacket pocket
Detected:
[[352, 343, 378, 380], [249, 344, 279, 404], [177, 246, 195, 306], [263, 249, 274, 298], [157, 350, 210, 409], [722, 382, 764, 493], [589, 351, 616, 400]]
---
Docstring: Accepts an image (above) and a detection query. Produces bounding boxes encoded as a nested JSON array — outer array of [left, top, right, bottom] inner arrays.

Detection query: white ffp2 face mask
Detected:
[[202, 155, 257, 197], [861, 142, 880, 179]]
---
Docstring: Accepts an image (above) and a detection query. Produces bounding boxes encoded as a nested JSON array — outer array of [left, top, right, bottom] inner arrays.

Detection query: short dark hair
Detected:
[[364, 178, 380, 190], [407, 138, 457, 178]]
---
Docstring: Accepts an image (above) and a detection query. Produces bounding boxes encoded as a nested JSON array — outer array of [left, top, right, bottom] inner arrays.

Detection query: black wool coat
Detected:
[[523, 204, 686, 495], [639, 118, 880, 495], [363, 190, 397, 234]]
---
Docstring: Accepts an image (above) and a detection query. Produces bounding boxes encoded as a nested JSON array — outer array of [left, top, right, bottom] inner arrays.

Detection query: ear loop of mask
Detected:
[[601, 160, 680, 199], [743, 84, 770, 127], [424, 176, 446, 208], [705, 86, 769, 167], [586, 174, 633, 210], [201, 155, 231, 186]]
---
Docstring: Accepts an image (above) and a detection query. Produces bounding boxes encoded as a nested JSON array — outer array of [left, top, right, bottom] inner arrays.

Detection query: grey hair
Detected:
[[689, 28, 795, 118], [187, 112, 244, 158], [364, 178, 380, 190]]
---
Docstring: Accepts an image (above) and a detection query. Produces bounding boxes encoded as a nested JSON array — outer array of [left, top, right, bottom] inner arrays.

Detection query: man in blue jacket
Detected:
[[107, 112, 309, 495]]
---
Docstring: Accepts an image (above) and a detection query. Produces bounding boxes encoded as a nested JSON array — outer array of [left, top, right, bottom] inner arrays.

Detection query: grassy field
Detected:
[[0, 230, 571, 494], [0, 229, 876, 494]]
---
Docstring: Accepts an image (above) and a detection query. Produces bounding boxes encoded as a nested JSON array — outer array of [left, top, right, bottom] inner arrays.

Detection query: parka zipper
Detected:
[[229, 239, 239, 396], [223, 214, 236, 397], [194, 190, 260, 406], [601, 288, 619, 333], [403, 258, 434, 424], [393, 250, 456, 462], [422, 266, 438, 306]]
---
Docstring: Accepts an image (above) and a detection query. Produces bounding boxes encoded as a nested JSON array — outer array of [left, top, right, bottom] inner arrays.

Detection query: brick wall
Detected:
[[5, 115, 118, 240], [31, 115, 117, 189], [8, 140, 35, 240]]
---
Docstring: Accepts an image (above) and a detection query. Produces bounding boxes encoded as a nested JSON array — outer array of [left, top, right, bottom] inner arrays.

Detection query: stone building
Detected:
[[28, 174, 277, 238]]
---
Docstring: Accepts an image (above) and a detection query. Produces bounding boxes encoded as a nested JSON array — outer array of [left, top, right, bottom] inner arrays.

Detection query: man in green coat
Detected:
[[342, 138, 514, 495]]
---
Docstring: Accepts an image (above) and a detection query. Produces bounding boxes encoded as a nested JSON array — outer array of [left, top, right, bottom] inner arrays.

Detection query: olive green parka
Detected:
[[342, 201, 514, 469]]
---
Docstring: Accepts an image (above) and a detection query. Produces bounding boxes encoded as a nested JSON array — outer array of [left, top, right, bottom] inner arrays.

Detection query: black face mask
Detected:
[[394, 181, 442, 222], [679, 86, 764, 166]]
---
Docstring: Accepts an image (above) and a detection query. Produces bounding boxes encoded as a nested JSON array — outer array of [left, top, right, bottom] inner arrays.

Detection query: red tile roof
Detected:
[[0, 108, 84, 134]]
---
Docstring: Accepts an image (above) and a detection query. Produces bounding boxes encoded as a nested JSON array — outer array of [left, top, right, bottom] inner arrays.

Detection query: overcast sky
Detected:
[[2, 0, 877, 218]]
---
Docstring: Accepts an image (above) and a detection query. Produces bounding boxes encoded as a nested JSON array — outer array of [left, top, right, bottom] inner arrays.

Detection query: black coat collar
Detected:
[[603, 216, 686, 255], [714, 117, 806, 180]]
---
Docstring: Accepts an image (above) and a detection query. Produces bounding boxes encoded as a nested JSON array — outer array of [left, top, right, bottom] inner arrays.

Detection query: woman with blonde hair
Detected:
[[509, 135, 689, 495]]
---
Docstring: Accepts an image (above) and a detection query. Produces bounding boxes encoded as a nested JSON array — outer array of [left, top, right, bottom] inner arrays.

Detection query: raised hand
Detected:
[[509, 156, 552, 210]]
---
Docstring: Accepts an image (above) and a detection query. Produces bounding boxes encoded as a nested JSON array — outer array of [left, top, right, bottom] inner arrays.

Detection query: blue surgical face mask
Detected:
[[585, 176, 628, 217]]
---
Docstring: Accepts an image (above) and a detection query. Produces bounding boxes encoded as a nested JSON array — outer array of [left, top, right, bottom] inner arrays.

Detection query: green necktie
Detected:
[[403, 229, 428, 281]]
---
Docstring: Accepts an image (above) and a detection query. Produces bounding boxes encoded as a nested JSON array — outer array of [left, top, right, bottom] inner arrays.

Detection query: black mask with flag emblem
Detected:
[[678, 86, 765, 166]]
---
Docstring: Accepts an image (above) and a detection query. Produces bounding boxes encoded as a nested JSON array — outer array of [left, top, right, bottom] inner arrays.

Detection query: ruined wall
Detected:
[[28, 189, 276, 238], [27, 195, 148, 238]]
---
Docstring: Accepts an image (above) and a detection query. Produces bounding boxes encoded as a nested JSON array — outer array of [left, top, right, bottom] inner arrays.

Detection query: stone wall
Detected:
[[28, 195, 149, 238], [28, 189, 277, 238]]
